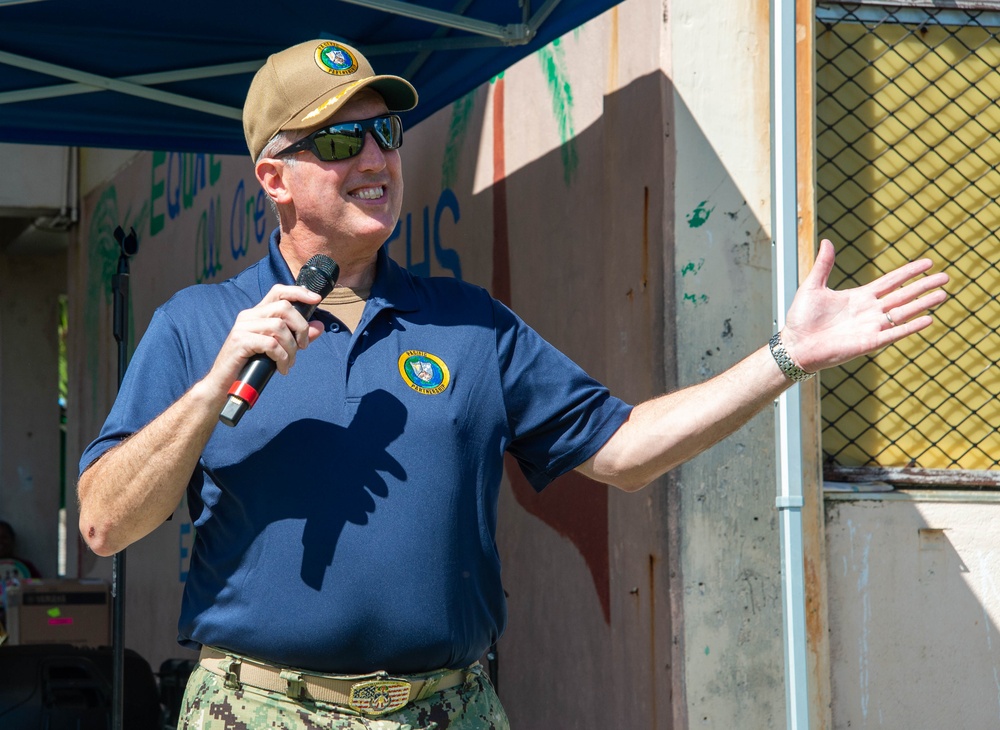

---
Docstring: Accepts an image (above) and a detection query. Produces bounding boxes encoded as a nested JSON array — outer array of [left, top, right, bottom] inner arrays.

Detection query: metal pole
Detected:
[[110, 226, 137, 730], [770, 0, 811, 727]]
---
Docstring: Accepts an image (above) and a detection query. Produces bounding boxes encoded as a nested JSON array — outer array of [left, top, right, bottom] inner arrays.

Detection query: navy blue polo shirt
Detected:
[[81, 230, 632, 674]]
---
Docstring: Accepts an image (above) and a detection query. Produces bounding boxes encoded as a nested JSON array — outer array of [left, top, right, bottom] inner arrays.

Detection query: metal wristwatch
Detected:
[[768, 332, 814, 382]]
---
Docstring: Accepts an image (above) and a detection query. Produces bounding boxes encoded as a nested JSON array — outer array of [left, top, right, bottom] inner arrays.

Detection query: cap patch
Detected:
[[398, 351, 450, 395], [315, 41, 359, 76]]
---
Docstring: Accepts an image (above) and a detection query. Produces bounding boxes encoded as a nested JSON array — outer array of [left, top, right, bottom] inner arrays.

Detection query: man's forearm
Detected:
[[578, 346, 791, 491], [77, 379, 226, 556], [77, 283, 327, 556]]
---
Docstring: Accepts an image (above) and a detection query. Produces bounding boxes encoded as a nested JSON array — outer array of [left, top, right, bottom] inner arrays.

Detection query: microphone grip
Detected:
[[219, 356, 275, 427]]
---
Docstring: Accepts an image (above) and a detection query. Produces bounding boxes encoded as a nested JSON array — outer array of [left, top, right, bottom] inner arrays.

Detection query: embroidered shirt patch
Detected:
[[398, 351, 450, 395]]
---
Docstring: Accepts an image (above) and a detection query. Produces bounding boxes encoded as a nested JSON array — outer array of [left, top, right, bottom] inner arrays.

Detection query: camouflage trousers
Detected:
[[179, 662, 510, 730]]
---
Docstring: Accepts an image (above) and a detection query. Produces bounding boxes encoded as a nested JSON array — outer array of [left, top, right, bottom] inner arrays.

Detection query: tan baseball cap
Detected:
[[243, 39, 418, 160]]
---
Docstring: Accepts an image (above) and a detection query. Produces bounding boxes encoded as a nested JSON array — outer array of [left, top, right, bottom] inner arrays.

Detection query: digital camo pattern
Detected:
[[179, 664, 509, 730]]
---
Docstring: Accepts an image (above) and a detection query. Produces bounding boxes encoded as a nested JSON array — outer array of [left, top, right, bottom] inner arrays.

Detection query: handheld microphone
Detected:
[[219, 254, 339, 427]]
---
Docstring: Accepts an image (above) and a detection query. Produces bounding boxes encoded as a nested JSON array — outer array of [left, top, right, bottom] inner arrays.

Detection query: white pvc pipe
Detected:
[[770, 0, 811, 726]]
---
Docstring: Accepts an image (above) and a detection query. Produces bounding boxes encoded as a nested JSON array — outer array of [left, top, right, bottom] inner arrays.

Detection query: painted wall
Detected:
[[67, 147, 268, 668]]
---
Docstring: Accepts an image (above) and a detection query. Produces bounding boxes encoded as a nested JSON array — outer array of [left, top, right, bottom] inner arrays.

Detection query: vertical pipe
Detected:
[[770, 0, 811, 727]]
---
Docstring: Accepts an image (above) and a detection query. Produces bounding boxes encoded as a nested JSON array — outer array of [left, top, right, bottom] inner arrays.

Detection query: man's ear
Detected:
[[256, 159, 292, 205]]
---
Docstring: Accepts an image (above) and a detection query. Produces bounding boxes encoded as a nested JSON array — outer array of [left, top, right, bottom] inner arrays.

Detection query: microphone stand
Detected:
[[110, 226, 137, 730]]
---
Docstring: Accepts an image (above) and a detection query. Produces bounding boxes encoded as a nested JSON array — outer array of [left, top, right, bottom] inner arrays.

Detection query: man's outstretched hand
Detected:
[[780, 238, 950, 375]]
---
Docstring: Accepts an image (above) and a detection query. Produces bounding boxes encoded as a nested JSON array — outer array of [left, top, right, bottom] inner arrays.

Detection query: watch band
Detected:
[[768, 332, 814, 382]]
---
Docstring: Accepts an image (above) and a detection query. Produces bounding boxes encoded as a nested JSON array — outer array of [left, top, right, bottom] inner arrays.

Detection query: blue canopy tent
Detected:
[[0, 0, 622, 153]]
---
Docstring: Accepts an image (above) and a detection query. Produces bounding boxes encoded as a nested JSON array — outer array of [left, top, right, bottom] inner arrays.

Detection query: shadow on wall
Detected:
[[474, 68, 779, 730], [826, 497, 1000, 728], [481, 70, 675, 730]]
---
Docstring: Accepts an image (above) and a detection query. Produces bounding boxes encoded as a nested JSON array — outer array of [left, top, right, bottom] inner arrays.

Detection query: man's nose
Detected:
[[354, 132, 387, 169]]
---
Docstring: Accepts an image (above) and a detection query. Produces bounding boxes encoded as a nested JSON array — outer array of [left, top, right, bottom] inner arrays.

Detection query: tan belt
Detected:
[[199, 646, 474, 717]]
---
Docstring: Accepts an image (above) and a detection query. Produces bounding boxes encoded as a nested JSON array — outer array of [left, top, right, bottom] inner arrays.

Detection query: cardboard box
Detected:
[[3, 579, 110, 647]]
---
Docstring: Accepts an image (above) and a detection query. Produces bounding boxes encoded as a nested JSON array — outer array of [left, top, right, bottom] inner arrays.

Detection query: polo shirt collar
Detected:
[[261, 228, 420, 313], [369, 245, 420, 313]]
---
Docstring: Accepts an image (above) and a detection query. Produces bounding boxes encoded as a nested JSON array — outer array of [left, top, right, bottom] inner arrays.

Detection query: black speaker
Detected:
[[0, 644, 163, 729]]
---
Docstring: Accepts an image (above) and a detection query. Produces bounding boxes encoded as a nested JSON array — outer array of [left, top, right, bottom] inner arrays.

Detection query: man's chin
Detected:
[[354, 211, 399, 241]]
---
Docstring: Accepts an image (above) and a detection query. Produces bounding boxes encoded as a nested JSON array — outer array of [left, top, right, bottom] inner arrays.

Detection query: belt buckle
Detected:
[[348, 673, 411, 716]]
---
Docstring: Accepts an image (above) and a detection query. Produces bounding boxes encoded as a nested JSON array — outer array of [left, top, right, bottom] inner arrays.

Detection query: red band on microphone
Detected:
[[228, 381, 260, 407]]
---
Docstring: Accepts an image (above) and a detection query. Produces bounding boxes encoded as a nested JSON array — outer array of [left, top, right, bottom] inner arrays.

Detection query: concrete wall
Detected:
[[0, 251, 66, 577], [0, 143, 74, 215], [826, 494, 1000, 729], [668, 0, 787, 726], [0, 144, 73, 579]]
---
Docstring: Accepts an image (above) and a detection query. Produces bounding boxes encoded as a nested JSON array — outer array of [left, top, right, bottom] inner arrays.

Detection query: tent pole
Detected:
[[770, 0, 811, 726]]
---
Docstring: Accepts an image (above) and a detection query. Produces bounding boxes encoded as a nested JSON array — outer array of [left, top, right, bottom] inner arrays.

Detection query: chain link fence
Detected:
[[816, 2, 1000, 485]]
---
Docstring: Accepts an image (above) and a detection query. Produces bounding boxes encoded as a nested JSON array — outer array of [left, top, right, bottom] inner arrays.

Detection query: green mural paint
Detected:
[[681, 259, 705, 276], [442, 92, 475, 190], [686, 200, 715, 228], [538, 38, 578, 185], [85, 186, 150, 411], [86, 187, 122, 409], [182, 154, 206, 211], [150, 150, 167, 236], [683, 293, 709, 306], [209, 154, 222, 185]]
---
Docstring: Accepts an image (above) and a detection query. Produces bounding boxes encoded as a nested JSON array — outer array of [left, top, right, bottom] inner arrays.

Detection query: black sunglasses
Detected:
[[273, 114, 403, 162]]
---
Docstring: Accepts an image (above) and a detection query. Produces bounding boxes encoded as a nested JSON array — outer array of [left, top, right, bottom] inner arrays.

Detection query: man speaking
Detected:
[[78, 38, 948, 729]]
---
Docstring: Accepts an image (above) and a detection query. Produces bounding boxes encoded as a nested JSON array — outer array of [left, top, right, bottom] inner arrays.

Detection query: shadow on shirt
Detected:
[[213, 388, 408, 592]]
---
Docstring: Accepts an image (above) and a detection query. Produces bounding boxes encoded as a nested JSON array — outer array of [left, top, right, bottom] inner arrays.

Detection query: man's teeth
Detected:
[[352, 186, 384, 200]]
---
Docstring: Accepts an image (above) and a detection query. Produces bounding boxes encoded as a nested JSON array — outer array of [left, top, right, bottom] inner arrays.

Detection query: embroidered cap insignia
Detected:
[[314, 41, 359, 76]]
